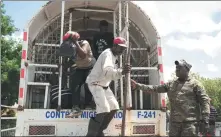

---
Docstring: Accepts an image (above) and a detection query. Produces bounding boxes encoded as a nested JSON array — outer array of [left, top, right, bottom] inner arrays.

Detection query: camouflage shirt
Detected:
[[135, 77, 210, 122]]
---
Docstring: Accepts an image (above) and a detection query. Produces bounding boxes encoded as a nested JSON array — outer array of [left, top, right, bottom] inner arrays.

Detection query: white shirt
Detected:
[[86, 48, 122, 87]]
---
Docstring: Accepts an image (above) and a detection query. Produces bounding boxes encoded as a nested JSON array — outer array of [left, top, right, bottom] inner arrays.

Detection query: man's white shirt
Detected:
[[86, 48, 122, 87]]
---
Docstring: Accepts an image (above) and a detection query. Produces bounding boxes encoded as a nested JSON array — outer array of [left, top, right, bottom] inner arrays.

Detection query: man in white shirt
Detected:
[[85, 37, 131, 136]]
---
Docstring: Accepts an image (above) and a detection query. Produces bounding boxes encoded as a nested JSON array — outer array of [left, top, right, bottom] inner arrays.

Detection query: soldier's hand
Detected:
[[203, 118, 209, 132], [131, 79, 137, 90], [122, 64, 131, 75], [200, 117, 209, 134]]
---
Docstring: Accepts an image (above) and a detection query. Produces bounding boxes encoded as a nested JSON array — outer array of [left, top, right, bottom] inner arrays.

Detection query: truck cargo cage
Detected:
[[15, 1, 168, 136], [19, 1, 164, 111]]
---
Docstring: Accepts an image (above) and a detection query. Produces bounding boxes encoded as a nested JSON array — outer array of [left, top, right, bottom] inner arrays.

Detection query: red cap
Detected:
[[113, 37, 127, 47], [63, 31, 80, 41]]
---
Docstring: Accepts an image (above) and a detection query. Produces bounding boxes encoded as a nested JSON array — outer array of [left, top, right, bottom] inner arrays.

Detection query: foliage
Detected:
[[1, 3, 21, 106], [1, 3, 18, 35]]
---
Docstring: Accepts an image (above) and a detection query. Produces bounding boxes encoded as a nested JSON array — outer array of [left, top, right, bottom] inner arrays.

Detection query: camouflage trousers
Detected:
[[169, 121, 199, 137]]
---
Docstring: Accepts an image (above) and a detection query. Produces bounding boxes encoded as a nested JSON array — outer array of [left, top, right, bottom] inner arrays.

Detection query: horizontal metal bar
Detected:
[[131, 67, 158, 70], [1, 105, 17, 109], [35, 71, 59, 75], [27, 82, 50, 86], [130, 75, 149, 77], [35, 43, 59, 47], [1, 127, 17, 132], [131, 48, 148, 51], [1, 117, 17, 120], [74, 8, 114, 13], [28, 63, 58, 68]]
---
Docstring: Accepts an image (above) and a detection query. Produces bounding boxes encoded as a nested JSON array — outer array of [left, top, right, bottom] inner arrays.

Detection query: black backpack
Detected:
[[58, 39, 76, 57]]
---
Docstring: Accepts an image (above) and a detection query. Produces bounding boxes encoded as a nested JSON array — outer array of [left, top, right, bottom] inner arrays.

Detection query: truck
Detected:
[[15, 0, 167, 136]]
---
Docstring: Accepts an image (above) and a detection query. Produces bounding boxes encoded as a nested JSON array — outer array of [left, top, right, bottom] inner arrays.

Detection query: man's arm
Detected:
[[102, 54, 122, 81], [74, 41, 88, 59], [195, 83, 210, 120], [135, 82, 170, 93]]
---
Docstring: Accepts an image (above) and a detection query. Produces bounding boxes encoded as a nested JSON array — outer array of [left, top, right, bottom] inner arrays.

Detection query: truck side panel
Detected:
[[15, 109, 166, 136]]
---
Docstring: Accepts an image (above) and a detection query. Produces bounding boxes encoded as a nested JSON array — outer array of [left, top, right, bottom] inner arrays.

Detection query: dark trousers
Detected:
[[70, 67, 92, 107]]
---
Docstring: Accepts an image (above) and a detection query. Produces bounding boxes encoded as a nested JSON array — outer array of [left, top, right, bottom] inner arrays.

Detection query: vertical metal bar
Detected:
[[32, 46, 35, 63], [121, 2, 130, 136], [134, 91, 137, 109], [125, 2, 132, 108], [58, 1, 65, 109], [118, 1, 124, 108], [147, 50, 153, 109], [24, 66, 29, 107], [113, 8, 118, 98], [29, 86, 33, 108], [69, 11, 72, 31], [140, 90, 143, 109], [67, 10, 72, 89], [44, 85, 49, 109], [48, 86, 51, 108]]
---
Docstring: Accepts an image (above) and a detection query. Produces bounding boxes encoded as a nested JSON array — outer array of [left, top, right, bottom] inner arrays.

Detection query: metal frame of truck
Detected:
[[16, 1, 167, 136]]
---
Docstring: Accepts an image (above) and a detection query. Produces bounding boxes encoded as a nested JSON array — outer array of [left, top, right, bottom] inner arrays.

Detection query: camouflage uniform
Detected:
[[134, 60, 210, 137]]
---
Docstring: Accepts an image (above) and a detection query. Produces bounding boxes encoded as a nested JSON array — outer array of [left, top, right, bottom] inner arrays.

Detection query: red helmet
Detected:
[[113, 37, 127, 47], [63, 31, 80, 41]]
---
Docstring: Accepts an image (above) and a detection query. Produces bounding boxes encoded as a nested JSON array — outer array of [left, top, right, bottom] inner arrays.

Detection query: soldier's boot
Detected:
[[86, 112, 107, 137], [97, 110, 118, 136]]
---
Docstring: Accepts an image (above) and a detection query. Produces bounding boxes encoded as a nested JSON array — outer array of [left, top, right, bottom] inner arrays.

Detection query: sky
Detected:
[[4, 1, 221, 82]]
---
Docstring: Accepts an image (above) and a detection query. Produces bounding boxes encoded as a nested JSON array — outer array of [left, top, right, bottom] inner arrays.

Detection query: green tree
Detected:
[[1, 3, 22, 106], [198, 77, 221, 121]]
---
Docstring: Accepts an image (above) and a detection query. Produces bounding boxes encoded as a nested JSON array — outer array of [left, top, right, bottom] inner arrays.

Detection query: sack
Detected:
[[58, 40, 76, 57]]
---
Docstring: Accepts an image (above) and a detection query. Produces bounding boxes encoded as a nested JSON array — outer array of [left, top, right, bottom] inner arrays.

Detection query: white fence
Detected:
[[1, 105, 17, 136], [1, 117, 17, 136]]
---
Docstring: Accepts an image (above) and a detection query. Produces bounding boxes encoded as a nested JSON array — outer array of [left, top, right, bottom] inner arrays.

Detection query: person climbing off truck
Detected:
[[61, 31, 96, 117], [85, 36, 131, 136]]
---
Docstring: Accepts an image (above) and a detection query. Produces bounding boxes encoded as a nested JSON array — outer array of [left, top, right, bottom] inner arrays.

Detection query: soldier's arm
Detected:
[[135, 82, 170, 93], [195, 83, 210, 120]]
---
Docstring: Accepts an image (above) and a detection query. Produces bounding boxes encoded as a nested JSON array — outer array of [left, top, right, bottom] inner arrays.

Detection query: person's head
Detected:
[[175, 59, 192, 80], [99, 20, 108, 33], [63, 31, 80, 42], [111, 37, 128, 56]]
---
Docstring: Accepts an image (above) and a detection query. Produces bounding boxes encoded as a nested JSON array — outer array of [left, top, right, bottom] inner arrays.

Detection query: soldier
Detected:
[[131, 59, 210, 137]]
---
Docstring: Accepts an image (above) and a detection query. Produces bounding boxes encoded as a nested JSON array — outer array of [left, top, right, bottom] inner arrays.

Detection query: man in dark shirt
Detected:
[[208, 98, 218, 136], [93, 20, 114, 59]]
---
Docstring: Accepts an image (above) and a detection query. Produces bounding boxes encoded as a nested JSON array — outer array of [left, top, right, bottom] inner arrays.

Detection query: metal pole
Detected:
[[113, 8, 118, 98], [58, 1, 65, 110], [67, 10, 72, 89], [140, 90, 143, 109], [118, 1, 124, 109], [44, 86, 49, 109], [121, 2, 130, 136], [126, 1, 132, 108]]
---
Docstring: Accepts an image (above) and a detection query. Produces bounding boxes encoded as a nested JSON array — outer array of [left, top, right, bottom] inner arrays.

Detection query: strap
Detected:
[[91, 82, 108, 90]]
